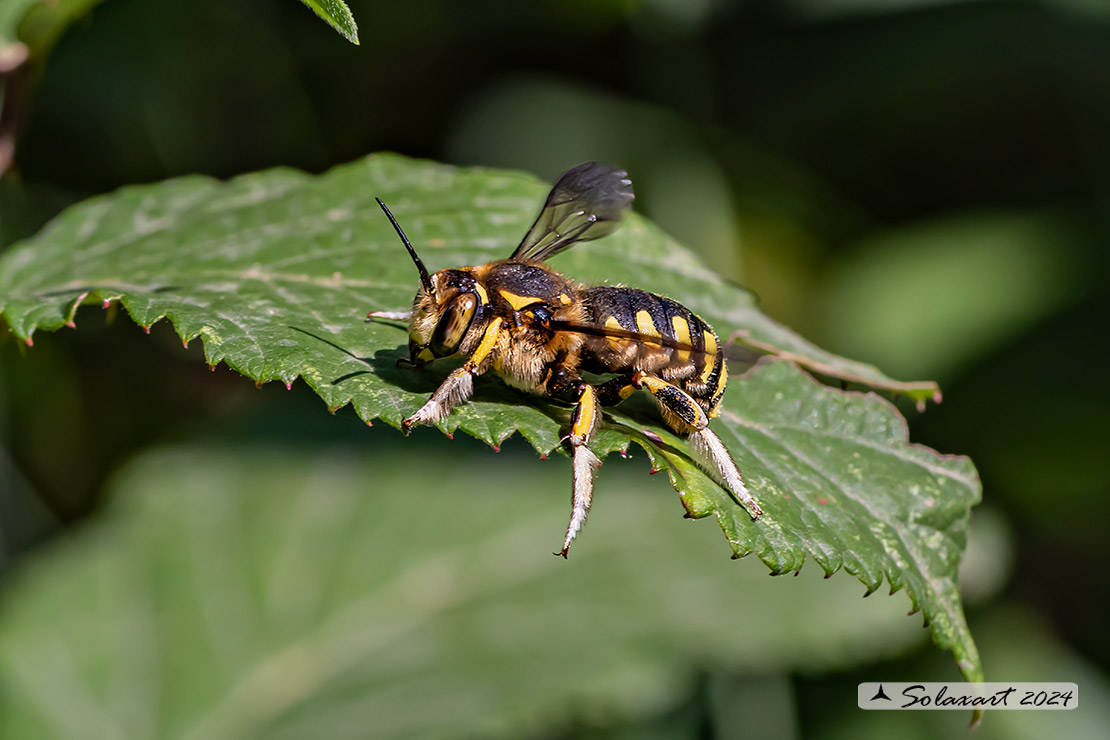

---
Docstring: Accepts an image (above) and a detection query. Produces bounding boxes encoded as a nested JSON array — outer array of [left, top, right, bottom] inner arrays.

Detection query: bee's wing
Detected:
[[511, 162, 635, 262]]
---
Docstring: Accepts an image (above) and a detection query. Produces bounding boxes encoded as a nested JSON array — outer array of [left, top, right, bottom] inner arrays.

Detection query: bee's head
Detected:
[[407, 269, 483, 364], [375, 198, 484, 365]]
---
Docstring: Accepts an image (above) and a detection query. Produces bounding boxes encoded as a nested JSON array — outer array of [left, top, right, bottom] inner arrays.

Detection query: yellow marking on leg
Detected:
[[671, 315, 692, 362], [635, 310, 661, 344], [618, 383, 636, 399], [571, 384, 599, 443], [637, 374, 708, 432], [638, 375, 668, 394], [464, 317, 504, 369], [498, 289, 540, 311]]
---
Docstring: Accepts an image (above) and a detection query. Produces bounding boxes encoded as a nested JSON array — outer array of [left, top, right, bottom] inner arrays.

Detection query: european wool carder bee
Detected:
[[369, 163, 762, 556]]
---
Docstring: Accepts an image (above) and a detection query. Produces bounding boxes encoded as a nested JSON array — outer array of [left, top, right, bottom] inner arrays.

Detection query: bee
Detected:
[[369, 163, 762, 556]]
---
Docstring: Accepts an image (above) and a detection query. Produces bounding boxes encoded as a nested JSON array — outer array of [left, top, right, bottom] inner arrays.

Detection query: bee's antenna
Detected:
[[376, 198, 434, 295]]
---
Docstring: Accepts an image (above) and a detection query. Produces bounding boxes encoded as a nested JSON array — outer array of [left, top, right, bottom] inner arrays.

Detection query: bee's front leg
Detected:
[[402, 318, 505, 434], [365, 310, 413, 322], [558, 382, 602, 558]]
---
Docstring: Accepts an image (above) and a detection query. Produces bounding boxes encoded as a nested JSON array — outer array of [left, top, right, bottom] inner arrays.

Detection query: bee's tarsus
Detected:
[[690, 427, 762, 518], [367, 309, 413, 322]]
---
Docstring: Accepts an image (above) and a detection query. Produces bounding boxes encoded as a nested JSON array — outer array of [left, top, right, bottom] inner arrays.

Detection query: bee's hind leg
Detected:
[[632, 372, 762, 518], [558, 382, 602, 558]]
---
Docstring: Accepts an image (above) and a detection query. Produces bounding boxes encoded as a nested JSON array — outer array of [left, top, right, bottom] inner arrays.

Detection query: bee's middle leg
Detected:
[[558, 382, 603, 558]]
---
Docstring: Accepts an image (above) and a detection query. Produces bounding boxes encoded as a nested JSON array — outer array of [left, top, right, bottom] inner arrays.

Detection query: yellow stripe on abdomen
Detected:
[[604, 315, 624, 348], [635, 310, 661, 344], [700, 330, 719, 384], [671, 315, 692, 362]]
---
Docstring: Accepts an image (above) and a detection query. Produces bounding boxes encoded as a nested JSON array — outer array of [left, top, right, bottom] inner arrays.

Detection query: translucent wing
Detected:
[[511, 162, 635, 262]]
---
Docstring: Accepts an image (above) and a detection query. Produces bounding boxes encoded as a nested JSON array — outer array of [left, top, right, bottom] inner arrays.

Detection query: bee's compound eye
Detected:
[[431, 293, 478, 356]]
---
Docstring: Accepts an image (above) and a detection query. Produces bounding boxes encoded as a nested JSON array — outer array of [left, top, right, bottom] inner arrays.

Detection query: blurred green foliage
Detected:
[[0, 437, 965, 738], [0, 0, 1107, 737]]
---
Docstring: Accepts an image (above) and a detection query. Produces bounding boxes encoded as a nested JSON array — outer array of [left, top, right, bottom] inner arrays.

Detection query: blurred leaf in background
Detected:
[[813, 211, 1090, 383], [0, 433, 995, 739]]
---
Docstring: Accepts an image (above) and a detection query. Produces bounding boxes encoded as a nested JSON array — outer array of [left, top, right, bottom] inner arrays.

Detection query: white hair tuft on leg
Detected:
[[366, 310, 413, 321], [559, 445, 602, 557], [405, 368, 473, 427], [690, 427, 762, 517]]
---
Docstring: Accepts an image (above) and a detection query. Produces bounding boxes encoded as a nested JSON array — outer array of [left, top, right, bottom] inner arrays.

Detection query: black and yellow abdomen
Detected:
[[580, 286, 727, 416]]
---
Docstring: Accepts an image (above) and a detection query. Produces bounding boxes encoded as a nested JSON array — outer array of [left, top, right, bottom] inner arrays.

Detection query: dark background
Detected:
[[1, 0, 1107, 737]]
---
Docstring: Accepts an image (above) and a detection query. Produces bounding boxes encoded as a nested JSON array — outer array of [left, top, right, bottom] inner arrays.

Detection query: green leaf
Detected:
[[0, 441, 947, 739], [628, 361, 982, 685], [297, 0, 359, 45], [0, 154, 981, 687], [0, 0, 38, 50], [0, 0, 106, 57]]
